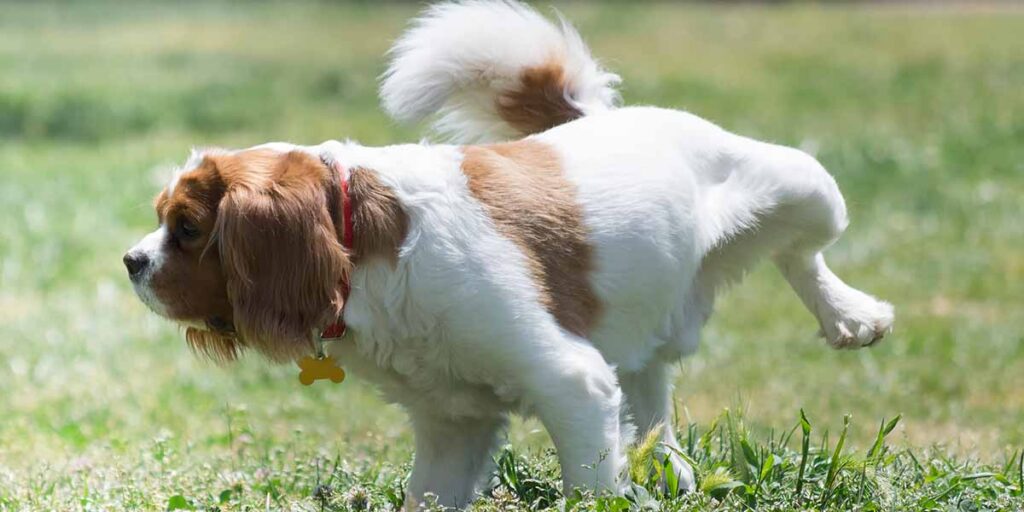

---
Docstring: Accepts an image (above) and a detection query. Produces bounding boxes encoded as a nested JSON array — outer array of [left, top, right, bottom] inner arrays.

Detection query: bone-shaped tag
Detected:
[[297, 355, 346, 386]]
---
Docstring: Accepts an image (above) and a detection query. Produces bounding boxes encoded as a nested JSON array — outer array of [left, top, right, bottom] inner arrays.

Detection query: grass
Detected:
[[1, 1, 1022, 510]]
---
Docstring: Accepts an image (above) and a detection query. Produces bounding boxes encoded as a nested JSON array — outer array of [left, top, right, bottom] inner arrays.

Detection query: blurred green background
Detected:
[[1, 1, 1021, 509]]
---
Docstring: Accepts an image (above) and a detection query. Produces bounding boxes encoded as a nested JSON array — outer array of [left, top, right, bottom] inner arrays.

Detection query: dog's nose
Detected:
[[123, 252, 150, 278]]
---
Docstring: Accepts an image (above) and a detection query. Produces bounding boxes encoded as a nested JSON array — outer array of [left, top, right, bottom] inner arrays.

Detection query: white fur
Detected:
[[130, 2, 894, 508], [370, 3, 891, 507], [126, 227, 171, 317], [315, 140, 627, 497], [306, 106, 893, 509], [380, 0, 619, 143]]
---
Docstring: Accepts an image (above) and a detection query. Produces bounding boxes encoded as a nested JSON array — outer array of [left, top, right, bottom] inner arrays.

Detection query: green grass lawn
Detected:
[[1, 2, 1022, 510]]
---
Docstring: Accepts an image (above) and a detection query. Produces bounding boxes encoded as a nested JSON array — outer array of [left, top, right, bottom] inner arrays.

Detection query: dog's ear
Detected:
[[214, 151, 350, 362]]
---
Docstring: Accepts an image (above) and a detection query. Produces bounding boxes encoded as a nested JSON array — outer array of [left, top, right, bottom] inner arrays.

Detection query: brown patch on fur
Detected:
[[496, 60, 584, 138], [153, 189, 169, 221], [460, 140, 601, 336], [348, 167, 409, 265]]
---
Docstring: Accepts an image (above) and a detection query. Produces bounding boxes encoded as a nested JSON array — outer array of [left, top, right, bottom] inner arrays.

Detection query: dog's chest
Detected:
[[332, 334, 520, 420], [331, 261, 525, 419]]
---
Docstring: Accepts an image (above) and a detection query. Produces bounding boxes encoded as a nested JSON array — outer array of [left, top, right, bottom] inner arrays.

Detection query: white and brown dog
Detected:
[[124, 1, 893, 508]]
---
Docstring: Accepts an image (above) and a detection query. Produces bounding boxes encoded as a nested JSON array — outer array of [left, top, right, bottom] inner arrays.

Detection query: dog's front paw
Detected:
[[818, 290, 894, 349]]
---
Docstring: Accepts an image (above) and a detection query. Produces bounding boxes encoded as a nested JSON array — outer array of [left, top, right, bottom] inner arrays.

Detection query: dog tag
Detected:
[[297, 355, 346, 386]]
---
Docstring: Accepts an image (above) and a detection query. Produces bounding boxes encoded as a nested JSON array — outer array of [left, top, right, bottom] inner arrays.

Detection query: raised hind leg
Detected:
[[775, 251, 893, 348], [700, 141, 893, 348]]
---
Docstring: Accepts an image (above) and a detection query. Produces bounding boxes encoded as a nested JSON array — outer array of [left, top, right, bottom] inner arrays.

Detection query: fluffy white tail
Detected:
[[380, 0, 620, 143]]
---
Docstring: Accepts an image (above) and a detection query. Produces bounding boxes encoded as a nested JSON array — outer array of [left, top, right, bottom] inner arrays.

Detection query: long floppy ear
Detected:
[[215, 151, 350, 362]]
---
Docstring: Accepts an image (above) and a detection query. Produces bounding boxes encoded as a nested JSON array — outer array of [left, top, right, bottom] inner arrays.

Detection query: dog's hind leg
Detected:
[[700, 142, 893, 348], [519, 333, 625, 494], [763, 149, 893, 348], [775, 251, 893, 348], [619, 363, 695, 493]]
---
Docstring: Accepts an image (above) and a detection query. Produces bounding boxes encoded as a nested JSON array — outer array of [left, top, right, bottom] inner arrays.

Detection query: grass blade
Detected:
[[820, 414, 851, 507], [1018, 450, 1023, 495], [664, 454, 679, 497], [796, 409, 812, 499], [868, 414, 902, 461]]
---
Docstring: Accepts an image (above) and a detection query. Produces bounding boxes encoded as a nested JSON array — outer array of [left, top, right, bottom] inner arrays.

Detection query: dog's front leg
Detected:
[[405, 413, 506, 510]]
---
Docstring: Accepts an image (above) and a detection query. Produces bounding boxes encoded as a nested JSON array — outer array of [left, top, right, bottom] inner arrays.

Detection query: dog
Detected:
[[123, 1, 893, 508]]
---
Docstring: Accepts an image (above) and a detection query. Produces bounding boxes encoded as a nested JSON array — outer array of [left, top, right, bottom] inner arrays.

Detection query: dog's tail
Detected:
[[380, 0, 620, 143]]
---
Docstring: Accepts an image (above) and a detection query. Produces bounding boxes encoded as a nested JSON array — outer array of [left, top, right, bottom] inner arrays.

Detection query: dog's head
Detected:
[[124, 146, 351, 362]]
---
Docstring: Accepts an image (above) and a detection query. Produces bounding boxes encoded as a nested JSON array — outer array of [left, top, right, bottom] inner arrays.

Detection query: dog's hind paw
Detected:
[[652, 447, 695, 495], [818, 290, 894, 349]]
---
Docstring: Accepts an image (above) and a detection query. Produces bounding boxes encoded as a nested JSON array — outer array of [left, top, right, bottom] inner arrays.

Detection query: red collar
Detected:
[[319, 159, 353, 340]]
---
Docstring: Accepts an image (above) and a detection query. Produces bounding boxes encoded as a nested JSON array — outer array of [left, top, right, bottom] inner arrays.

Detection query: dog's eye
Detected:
[[177, 219, 200, 240]]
